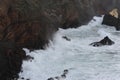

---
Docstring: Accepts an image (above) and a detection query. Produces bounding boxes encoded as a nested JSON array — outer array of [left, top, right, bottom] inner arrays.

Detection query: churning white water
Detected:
[[18, 16, 120, 80]]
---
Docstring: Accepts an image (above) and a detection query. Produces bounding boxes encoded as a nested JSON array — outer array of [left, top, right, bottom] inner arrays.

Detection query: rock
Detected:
[[55, 76, 60, 80], [109, 9, 118, 18], [62, 36, 71, 41], [61, 74, 66, 78], [0, 1, 120, 79], [47, 77, 54, 80], [63, 69, 69, 74], [0, 0, 120, 50], [0, 41, 26, 80], [2, 18, 57, 50], [21, 77, 24, 79], [90, 36, 114, 47], [25, 55, 34, 61], [102, 14, 120, 30]]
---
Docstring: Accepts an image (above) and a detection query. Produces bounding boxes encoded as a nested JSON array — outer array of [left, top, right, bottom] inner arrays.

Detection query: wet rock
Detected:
[[47, 77, 54, 80], [55, 76, 60, 80], [90, 36, 115, 47], [61, 74, 66, 78], [21, 77, 24, 79], [62, 36, 71, 41], [2, 16, 58, 50], [0, 41, 26, 80], [102, 14, 120, 30], [63, 69, 69, 74], [25, 55, 34, 61]]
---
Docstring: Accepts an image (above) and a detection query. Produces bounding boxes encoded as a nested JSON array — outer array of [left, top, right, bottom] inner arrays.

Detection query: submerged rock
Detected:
[[90, 36, 115, 47], [62, 36, 71, 41]]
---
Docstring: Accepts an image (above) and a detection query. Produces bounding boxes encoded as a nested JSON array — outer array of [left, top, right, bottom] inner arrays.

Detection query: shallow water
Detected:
[[18, 16, 120, 80]]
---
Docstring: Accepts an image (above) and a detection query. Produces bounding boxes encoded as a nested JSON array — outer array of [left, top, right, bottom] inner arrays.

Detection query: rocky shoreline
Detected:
[[0, 0, 120, 79]]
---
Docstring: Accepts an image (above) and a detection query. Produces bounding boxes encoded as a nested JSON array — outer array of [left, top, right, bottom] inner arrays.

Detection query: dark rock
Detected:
[[0, 41, 26, 80], [0, 1, 120, 79], [47, 77, 54, 80], [102, 14, 120, 30], [63, 69, 69, 74], [55, 76, 59, 79], [0, 0, 119, 50], [90, 36, 114, 47], [61, 74, 66, 78], [62, 36, 71, 41]]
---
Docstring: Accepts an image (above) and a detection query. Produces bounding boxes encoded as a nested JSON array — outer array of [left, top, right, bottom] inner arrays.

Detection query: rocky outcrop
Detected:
[[102, 14, 120, 30], [0, 41, 26, 80], [90, 36, 115, 47], [0, 0, 119, 49]]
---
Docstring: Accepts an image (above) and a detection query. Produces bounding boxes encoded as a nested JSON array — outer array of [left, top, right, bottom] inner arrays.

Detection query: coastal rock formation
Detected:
[[0, 0, 119, 49], [0, 41, 26, 80], [102, 14, 120, 30], [0, 0, 119, 80], [90, 36, 115, 47]]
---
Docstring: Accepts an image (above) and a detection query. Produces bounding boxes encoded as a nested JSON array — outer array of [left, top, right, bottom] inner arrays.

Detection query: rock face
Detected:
[[102, 14, 120, 30], [90, 36, 115, 47]]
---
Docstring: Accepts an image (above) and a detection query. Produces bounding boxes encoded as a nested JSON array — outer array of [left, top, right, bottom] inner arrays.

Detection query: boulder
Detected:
[[90, 36, 114, 47], [102, 14, 120, 30]]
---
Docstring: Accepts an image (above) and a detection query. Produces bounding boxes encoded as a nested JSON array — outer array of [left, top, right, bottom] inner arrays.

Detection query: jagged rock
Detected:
[[90, 36, 114, 47], [102, 14, 120, 30], [61, 74, 66, 78], [2, 17, 58, 50]]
